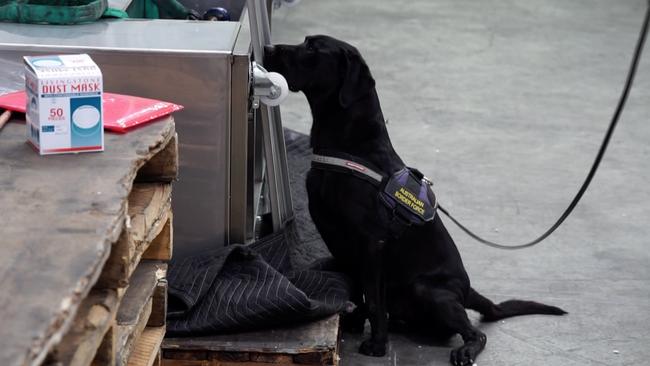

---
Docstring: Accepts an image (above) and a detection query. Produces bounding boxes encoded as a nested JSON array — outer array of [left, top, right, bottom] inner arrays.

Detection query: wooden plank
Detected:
[[211, 352, 250, 362], [162, 360, 310, 366], [148, 279, 168, 327], [136, 133, 178, 182], [49, 289, 118, 366], [163, 350, 209, 361], [163, 315, 340, 355], [218, 362, 300, 366], [117, 261, 166, 366], [143, 211, 173, 261], [162, 316, 340, 366], [129, 183, 173, 251], [118, 298, 153, 366], [249, 354, 294, 363], [153, 350, 162, 366], [127, 326, 166, 366], [217, 361, 299, 366], [92, 324, 118, 366], [117, 262, 163, 326], [292, 352, 331, 365], [162, 359, 209, 366], [0, 115, 176, 366], [0, 109, 11, 130], [97, 185, 171, 289], [96, 227, 135, 288]]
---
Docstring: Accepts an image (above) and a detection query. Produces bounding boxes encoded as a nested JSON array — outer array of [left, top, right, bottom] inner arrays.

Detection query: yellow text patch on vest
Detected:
[[394, 187, 425, 215]]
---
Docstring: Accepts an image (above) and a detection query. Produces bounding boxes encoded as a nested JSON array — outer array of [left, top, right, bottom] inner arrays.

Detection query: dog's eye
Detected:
[[306, 43, 316, 52]]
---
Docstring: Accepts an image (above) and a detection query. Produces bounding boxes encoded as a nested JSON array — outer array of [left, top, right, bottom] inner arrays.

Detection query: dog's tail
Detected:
[[466, 287, 567, 322]]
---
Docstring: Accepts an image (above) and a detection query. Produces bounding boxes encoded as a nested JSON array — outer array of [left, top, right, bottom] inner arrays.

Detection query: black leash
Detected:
[[438, 2, 650, 250]]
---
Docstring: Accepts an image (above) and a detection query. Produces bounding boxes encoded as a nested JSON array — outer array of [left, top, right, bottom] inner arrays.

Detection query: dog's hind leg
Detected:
[[466, 287, 567, 322], [412, 280, 486, 366]]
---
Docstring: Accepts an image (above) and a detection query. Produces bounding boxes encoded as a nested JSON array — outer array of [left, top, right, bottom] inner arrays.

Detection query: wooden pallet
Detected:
[[49, 262, 167, 366], [47, 185, 174, 365], [0, 116, 178, 366], [128, 327, 165, 366], [96, 183, 173, 289], [162, 315, 341, 366], [42, 126, 177, 366]]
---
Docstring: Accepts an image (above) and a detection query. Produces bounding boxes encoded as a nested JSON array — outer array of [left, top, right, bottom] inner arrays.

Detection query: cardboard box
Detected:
[[24, 54, 103, 155]]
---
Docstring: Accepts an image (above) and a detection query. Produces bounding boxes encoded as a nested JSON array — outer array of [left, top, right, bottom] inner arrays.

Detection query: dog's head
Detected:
[[264, 35, 375, 108]]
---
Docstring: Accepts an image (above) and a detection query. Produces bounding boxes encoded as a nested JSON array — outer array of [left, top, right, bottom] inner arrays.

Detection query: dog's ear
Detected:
[[338, 48, 375, 108]]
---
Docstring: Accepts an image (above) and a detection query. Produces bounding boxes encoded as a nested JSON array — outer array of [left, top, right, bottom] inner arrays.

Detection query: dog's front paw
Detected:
[[359, 338, 387, 357], [449, 344, 480, 366]]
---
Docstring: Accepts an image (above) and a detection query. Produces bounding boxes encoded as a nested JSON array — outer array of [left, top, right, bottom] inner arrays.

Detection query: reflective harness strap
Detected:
[[311, 153, 437, 239], [312, 154, 384, 184]]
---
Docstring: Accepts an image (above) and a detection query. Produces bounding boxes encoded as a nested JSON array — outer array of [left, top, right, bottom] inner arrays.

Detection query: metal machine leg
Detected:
[[247, 0, 294, 232]]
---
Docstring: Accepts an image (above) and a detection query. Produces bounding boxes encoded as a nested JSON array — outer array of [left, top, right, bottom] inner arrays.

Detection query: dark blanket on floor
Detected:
[[166, 130, 351, 336]]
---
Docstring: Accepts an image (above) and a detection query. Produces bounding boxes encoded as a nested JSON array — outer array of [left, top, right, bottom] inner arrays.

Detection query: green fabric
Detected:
[[125, 0, 188, 19], [102, 6, 128, 18], [125, 0, 157, 19], [0, 0, 191, 24], [0, 0, 107, 24]]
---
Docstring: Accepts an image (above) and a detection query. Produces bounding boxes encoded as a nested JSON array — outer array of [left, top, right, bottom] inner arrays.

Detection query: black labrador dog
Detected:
[[265, 35, 566, 366]]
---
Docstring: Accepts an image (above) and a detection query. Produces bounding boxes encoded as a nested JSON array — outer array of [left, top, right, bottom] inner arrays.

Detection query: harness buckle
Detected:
[[409, 167, 434, 186]]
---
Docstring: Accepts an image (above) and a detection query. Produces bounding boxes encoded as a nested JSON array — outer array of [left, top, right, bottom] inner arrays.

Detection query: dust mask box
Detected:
[[24, 54, 103, 155]]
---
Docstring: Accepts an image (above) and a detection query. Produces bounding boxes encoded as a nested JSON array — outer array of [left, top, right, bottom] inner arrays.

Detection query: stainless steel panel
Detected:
[[98, 53, 232, 260], [0, 20, 242, 259], [0, 19, 238, 53], [229, 10, 254, 244]]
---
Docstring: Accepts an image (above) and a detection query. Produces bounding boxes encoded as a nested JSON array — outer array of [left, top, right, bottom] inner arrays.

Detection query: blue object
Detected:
[[202, 6, 230, 21], [70, 96, 102, 148]]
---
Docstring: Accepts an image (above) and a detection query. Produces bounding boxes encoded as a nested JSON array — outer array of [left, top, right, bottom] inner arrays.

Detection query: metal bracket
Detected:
[[251, 61, 286, 109], [247, 0, 294, 233]]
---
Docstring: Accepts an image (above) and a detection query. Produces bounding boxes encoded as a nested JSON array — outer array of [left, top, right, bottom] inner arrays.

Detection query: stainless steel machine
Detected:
[[0, 0, 293, 260]]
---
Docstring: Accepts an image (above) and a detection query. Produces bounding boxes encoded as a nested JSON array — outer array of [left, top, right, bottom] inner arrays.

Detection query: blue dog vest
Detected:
[[311, 152, 437, 229]]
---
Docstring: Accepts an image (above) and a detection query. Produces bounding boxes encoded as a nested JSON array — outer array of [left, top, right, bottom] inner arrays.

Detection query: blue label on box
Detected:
[[70, 96, 102, 148]]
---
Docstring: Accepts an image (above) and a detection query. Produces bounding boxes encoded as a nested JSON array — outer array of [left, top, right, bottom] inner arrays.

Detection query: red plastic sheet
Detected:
[[0, 91, 183, 133]]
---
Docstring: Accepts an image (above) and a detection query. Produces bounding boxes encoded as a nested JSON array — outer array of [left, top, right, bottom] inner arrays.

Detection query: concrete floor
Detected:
[[271, 0, 650, 365]]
